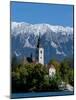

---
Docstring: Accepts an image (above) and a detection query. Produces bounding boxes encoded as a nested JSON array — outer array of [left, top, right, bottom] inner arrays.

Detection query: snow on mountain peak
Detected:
[[11, 22, 73, 36], [51, 41, 58, 48], [11, 22, 73, 63]]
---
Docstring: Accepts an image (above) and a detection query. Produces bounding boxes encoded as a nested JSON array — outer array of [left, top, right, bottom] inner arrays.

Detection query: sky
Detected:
[[11, 1, 74, 27]]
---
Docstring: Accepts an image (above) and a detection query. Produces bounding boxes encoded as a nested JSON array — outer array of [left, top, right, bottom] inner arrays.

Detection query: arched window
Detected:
[[40, 50, 42, 54]]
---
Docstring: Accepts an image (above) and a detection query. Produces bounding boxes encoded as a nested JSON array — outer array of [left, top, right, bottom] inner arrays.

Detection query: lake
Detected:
[[11, 91, 74, 99]]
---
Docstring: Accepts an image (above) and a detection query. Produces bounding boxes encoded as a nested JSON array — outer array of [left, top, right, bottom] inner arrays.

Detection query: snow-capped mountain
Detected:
[[11, 22, 73, 64]]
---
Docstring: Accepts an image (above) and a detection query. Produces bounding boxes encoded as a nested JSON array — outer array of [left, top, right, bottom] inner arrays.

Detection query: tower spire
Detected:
[[35, 32, 40, 61], [35, 32, 44, 65], [37, 32, 40, 48]]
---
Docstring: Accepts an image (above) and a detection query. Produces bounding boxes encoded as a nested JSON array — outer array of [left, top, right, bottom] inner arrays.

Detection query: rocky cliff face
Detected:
[[11, 22, 73, 64]]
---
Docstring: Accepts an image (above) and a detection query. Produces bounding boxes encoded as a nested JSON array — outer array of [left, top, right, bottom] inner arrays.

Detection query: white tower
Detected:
[[39, 48, 44, 65], [36, 33, 44, 65]]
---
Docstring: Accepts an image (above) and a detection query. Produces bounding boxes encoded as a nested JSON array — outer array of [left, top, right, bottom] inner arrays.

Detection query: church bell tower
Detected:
[[36, 33, 44, 65], [39, 47, 44, 65]]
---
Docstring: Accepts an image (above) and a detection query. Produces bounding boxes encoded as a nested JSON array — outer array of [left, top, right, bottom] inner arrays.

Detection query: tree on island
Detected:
[[11, 56, 74, 93], [59, 58, 74, 86]]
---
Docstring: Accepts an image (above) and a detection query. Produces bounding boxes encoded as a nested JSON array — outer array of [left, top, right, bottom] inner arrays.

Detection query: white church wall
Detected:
[[39, 48, 44, 65], [49, 67, 56, 77]]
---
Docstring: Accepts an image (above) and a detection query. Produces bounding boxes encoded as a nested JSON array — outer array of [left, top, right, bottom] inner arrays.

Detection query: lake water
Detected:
[[11, 91, 74, 99]]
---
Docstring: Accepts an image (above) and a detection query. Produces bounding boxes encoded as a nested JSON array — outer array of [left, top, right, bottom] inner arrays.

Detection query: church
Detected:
[[36, 33, 44, 65], [23, 33, 44, 65], [24, 33, 56, 77], [35, 33, 56, 77]]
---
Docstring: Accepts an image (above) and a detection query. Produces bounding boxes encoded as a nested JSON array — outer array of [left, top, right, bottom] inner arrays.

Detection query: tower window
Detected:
[[40, 57, 42, 59], [40, 50, 42, 54]]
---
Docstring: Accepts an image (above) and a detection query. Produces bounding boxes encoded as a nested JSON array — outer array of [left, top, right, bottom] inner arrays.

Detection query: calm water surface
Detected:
[[11, 91, 74, 99]]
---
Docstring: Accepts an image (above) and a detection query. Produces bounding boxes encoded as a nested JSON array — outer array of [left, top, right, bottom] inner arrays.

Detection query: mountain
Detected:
[[11, 22, 73, 64]]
